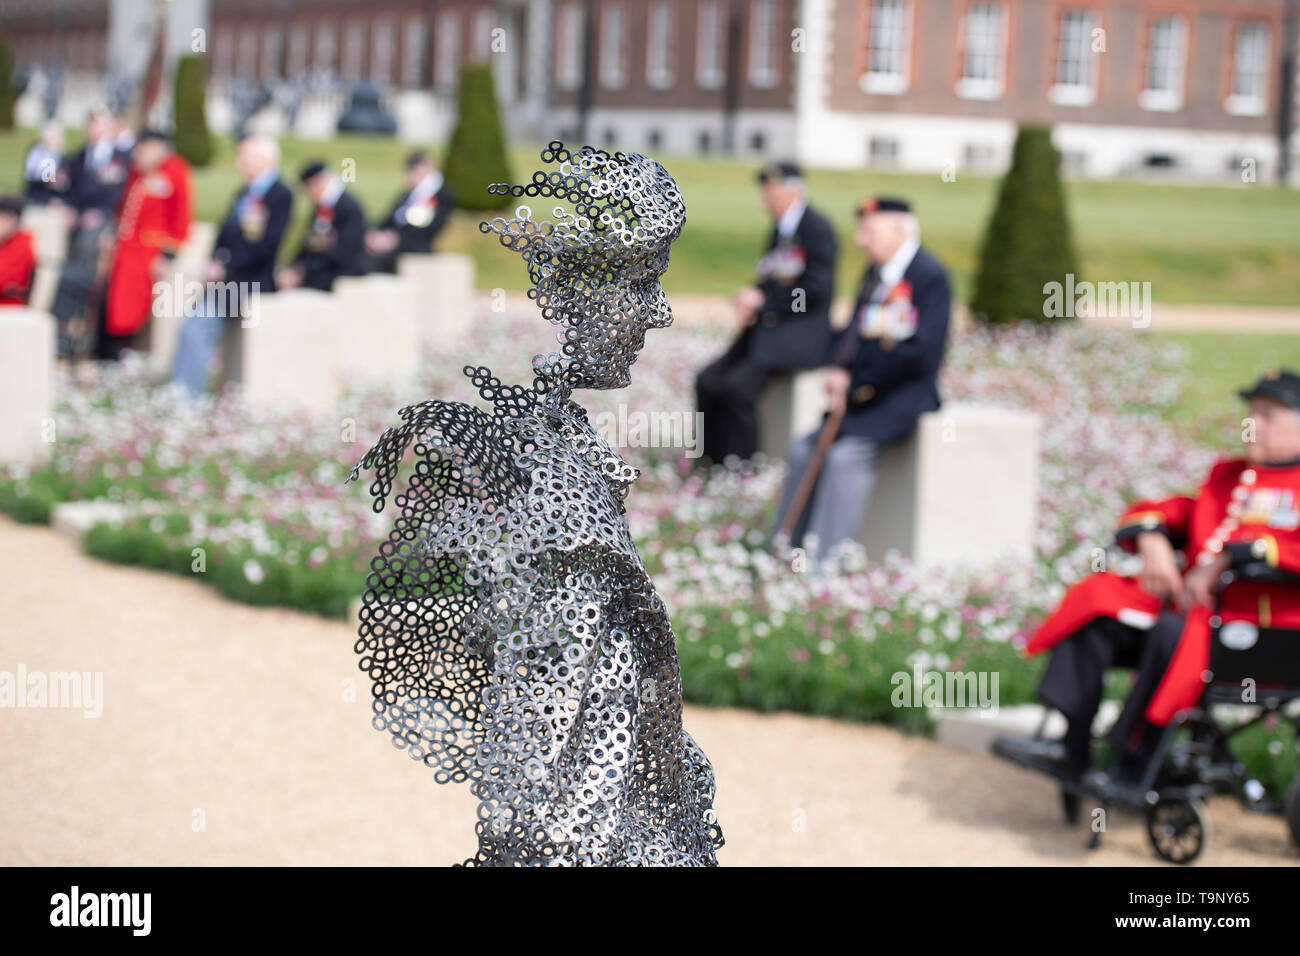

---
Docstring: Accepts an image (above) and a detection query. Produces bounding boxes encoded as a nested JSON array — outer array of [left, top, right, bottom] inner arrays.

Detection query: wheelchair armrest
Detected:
[[1220, 560, 1300, 588]]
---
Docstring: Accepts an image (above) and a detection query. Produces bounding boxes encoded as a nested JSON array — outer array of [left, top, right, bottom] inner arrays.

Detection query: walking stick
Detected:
[[771, 401, 845, 558]]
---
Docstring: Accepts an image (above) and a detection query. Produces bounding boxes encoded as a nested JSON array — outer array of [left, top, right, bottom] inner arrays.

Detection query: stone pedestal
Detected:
[[0, 308, 57, 466], [332, 274, 420, 383], [397, 252, 474, 341], [21, 204, 68, 267], [28, 264, 60, 314], [757, 369, 826, 460], [232, 289, 340, 413], [860, 403, 1041, 568]]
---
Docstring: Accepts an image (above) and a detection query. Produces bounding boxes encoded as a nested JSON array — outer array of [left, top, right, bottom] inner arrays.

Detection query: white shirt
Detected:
[[776, 199, 806, 239], [877, 237, 920, 290]]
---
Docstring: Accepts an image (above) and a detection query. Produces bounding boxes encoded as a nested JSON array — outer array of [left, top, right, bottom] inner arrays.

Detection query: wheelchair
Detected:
[[993, 560, 1300, 864]]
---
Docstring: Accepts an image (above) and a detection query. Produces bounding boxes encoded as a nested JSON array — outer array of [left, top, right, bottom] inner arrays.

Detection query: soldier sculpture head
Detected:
[[480, 141, 686, 390]]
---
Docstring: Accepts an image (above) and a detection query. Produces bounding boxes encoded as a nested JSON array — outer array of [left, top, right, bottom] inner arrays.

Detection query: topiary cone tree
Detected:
[[0, 40, 15, 130], [173, 54, 213, 167], [443, 61, 514, 212], [970, 124, 1078, 324]]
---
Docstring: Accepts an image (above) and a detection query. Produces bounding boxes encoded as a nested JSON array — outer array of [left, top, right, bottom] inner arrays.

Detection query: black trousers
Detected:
[[1038, 610, 1185, 762], [695, 334, 773, 463]]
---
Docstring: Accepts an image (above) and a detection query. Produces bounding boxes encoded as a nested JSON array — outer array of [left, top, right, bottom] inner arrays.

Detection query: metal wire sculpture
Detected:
[[346, 142, 724, 866]]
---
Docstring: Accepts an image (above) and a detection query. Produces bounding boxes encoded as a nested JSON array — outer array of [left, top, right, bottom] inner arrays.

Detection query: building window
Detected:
[[314, 21, 338, 74], [1050, 9, 1097, 106], [1227, 22, 1269, 116], [238, 25, 259, 80], [401, 15, 427, 87], [957, 3, 1006, 100], [749, 130, 767, 152], [862, 0, 911, 95], [435, 12, 461, 90], [963, 141, 997, 171], [698, 130, 713, 153], [287, 23, 309, 78], [647, 0, 676, 90], [1139, 16, 1186, 111], [473, 9, 495, 60], [647, 128, 663, 150], [600, 2, 627, 89], [869, 135, 900, 167], [749, 0, 778, 88], [214, 26, 235, 78], [697, 0, 725, 89], [260, 25, 282, 81], [557, 2, 584, 91], [342, 19, 365, 79], [371, 16, 396, 83]]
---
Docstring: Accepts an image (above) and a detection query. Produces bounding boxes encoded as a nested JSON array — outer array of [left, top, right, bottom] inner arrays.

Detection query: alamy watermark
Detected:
[[591, 405, 704, 458], [152, 274, 262, 327], [1043, 273, 1152, 328], [890, 657, 999, 716], [0, 664, 103, 718]]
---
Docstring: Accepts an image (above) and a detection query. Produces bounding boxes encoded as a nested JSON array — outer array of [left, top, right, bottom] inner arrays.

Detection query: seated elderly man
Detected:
[[771, 196, 951, 563], [996, 369, 1300, 786]]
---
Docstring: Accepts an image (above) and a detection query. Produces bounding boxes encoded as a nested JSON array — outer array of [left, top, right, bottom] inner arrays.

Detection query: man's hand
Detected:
[[1180, 551, 1231, 611], [205, 260, 226, 283], [365, 228, 398, 255], [733, 286, 764, 327], [150, 256, 174, 283], [1136, 531, 1183, 603], [824, 366, 851, 418], [81, 209, 106, 231], [276, 265, 302, 290]]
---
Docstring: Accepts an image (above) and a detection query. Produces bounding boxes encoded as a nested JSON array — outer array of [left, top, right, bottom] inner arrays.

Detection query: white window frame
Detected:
[[214, 26, 235, 78], [287, 23, 310, 78], [646, 0, 676, 90], [1139, 15, 1186, 112], [557, 2, 584, 91], [472, 9, 494, 61], [749, 0, 778, 89], [1226, 22, 1270, 116], [1049, 9, 1098, 106], [341, 19, 365, 80], [956, 2, 1006, 100], [600, 2, 628, 90], [697, 0, 725, 90], [860, 0, 912, 96]]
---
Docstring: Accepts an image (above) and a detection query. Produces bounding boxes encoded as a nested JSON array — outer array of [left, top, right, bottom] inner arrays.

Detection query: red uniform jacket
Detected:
[[106, 154, 193, 336], [1025, 457, 1300, 725], [0, 230, 36, 306]]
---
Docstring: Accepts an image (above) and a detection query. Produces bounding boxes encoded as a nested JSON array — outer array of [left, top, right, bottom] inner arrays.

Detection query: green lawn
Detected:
[[1152, 332, 1300, 447], [4, 128, 1300, 303]]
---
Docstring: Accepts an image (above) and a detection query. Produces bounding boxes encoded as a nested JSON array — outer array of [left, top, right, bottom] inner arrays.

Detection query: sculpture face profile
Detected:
[[480, 141, 685, 390], [348, 142, 723, 866]]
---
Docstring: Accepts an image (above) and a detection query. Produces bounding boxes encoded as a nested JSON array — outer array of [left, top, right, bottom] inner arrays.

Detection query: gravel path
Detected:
[[1, 515, 1294, 866]]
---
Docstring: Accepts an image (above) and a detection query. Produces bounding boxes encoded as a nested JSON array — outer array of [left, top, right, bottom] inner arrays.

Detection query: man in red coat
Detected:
[[995, 369, 1300, 783], [0, 195, 37, 306], [95, 129, 192, 361]]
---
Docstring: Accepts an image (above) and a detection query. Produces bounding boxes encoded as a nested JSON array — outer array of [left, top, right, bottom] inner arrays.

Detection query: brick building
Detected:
[[3, 0, 1296, 180]]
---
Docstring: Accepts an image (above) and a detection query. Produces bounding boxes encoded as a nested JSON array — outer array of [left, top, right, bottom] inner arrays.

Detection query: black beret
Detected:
[[136, 128, 171, 146], [298, 159, 328, 183], [1239, 368, 1300, 411], [857, 195, 911, 216], [757, 160, 802, 183], [0, 194, 24, 217], [405, 149, 430, 169]]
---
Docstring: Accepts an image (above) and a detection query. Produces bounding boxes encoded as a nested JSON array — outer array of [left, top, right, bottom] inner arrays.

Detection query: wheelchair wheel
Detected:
[[1286, 775, 1300, 849], [1061, 789, 1080, 825], [1147, 797, 1209, 864]]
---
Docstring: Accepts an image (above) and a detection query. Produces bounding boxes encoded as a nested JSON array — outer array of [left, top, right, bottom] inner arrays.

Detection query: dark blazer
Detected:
[[831, 244, 951, 445], [745, 204, 838, 370], [64, 143, 130, 216], [382, 180, 456, 255], [294, 189, 368, 291], [213, 176, 294, 293]]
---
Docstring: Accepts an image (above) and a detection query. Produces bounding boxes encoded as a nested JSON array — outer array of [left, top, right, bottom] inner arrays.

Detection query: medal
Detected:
[[404, 198, 435, 228], [240, 198, 267, 241]]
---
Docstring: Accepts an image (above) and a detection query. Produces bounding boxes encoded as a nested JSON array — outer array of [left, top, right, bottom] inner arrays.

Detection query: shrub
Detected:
[[442, 61, 513, 211], [0, 40, 15, 130], [172, 55, 213, 167], [970, 125, 1078, 324]]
